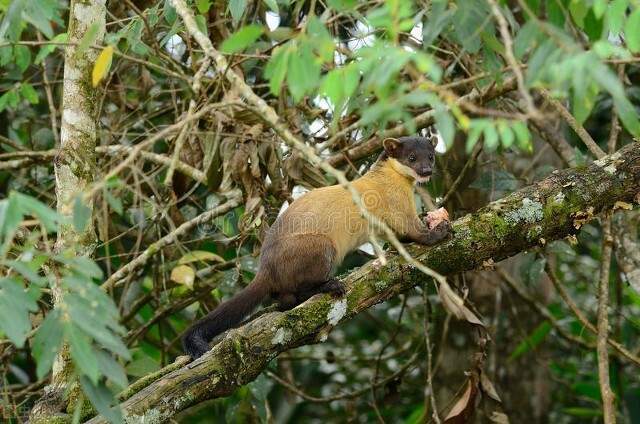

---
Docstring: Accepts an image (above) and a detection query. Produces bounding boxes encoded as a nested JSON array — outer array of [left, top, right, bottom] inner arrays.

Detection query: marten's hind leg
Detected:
[[265, 235, 344, 310], [297, 278, 345, 301]]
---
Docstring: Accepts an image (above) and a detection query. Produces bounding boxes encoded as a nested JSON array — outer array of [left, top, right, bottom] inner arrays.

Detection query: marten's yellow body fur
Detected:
[[182, 136, 451, 359], [280, 158, 421, 264]]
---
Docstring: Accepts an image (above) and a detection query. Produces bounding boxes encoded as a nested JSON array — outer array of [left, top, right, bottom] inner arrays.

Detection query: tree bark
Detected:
[[86, 142, 640, 423], [29, 0, 106, 421]]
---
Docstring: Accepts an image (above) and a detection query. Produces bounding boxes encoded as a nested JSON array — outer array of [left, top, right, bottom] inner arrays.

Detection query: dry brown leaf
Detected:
[[444, 381, 472, 421], [480, 372, 502, 402], [489, 411, 510, 424], [439, 281, 484, 326], [572, 206, 594, 229]]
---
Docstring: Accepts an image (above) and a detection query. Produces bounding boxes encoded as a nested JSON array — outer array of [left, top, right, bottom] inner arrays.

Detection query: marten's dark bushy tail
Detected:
[[182, 275, 269, 359]]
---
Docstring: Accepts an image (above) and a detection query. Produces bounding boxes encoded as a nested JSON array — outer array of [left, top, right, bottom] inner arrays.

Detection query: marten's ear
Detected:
[[429, 134, 439, 147], [382, 138, 400, 156]]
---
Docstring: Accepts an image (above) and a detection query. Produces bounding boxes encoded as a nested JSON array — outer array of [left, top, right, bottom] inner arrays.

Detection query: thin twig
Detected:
[[544, 262, 640, 367], [164, 57, 211, 186], [538, 89, 606, 159], [101, 191, 242, 290], [497, 267, 593, 349], [423, 290, 441, 424], [438, 141, 483, 207], [597, 213, 616, 423], [487, 0, 537, 118]]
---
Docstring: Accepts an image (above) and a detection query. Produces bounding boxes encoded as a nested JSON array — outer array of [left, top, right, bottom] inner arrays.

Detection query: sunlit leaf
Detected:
[[179, 250, 225, 265], [171, 264, 196, 289], [91, 45, 114, 87], [221, 25, 263, 53], [625, 9, 640, 53]]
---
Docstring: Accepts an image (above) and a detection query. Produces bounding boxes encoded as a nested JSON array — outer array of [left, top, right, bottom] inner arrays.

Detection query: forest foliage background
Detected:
[[0, 0, 640, 422]]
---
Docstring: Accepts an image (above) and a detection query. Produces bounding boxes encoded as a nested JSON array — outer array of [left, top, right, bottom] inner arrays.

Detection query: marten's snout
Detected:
[[418, 166, 432, 177]]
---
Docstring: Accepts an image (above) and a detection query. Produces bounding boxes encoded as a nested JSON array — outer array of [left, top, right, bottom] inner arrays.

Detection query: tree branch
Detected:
[[86, 142, 640, 423]]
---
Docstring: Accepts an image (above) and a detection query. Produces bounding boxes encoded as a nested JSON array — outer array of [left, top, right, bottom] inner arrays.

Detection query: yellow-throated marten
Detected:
[[182, 135, 451, 358]]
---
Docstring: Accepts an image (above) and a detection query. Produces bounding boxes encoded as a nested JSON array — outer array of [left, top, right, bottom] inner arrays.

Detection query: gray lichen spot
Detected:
[[271, 327, 292, 345], [505, 198, 543, 225], [125, 408, 162, 424], [527, 225, 542, 240], [374, 279, 387, 292], [327, 299, 348, 325], [553, 192, 565, 204]]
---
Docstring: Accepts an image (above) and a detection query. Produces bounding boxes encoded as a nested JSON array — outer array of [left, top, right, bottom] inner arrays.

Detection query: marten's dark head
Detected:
[[381, 136, 438, 183]]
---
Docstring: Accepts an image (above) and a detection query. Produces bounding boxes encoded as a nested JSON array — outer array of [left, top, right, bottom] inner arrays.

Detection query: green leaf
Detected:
[[77, 22, 100, 55], [196, 0, 212, 14], [264, 43, 291, 95], [66, 322, 100, 384], [229, 0, 247, 24], [73, 196, 91, 232], [221, 25, 263, 53], [0, 0, 26, 41], [568, 0, 588, 28], [497, 120, 514, 148], [66, 293, 130, 359], [195, 14, 208, 37], [466, 119, 488, 152], [96, 350, 128, 389], [14, 45, 31, 72], [163, 0, 177, 24], [13, 192, 60, 231], [572, 81, 599, 125], [483, 123, 499, 151], [263, 0, 278, 12], [0, 89, 18, 112], [327, 0, 357, 11], [23, 1, 55, 38], [104, 189, 123, 215], [422, 0, 454, 47], [35, 32, 67, 64], [287, 44, 320, 102], [57, 256, 104, 280], [6, 259, 46, 286], [0, 196, 23, 238], [32, 310, 64, 379], [513, 20, 540, 60], [20, 83, 39, 104], [562, 407, 603, 418], [593, 0, 607, 18], [509, 321, 552, 360], [606, 0, 627, 33], [511, 121, 532, 152], [451, 1, 488, 54], [79, 377, 123, 424], [0, 277, 39, 347], [590, 62, 640, 137], [625, 9, 640, 53]]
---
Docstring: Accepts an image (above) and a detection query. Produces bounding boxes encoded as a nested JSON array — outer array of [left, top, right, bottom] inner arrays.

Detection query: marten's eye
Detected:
[[408, 154, 416, 162]]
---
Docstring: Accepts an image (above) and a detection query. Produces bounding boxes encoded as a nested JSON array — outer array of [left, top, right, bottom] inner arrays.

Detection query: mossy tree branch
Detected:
[[86, 142, 640, 423]]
